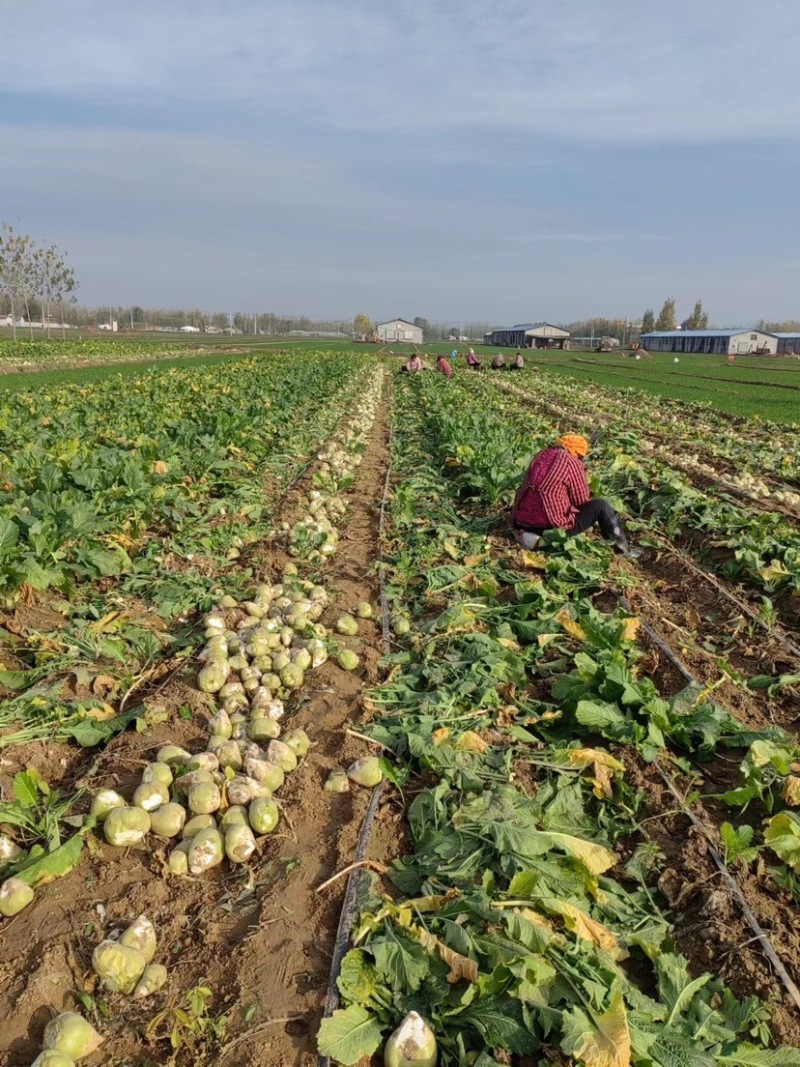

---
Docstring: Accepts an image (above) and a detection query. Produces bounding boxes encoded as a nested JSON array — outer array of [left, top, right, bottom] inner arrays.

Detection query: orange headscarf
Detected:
[[556, 433, 590, 458]]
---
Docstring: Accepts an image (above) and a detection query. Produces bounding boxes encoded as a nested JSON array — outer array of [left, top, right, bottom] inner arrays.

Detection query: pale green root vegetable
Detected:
[[207, 711, 233, 740], [133, 962, 168, 999], [186, 752, 219, 773], [120, 914, 157, 963], [103, 806, 151, 847], [227, 776, 268, 806], [392, 616, 411, 636], [272, 651, 291, 673], [266, 740, 297, 773], [181, 813, 216, 839], [337, 649, 360, 671], [245, 759, 284, 791], [357, 602, 374, 619], [42, 1013, 103, 1060], [248, 717, 281, 742], [149, 802, 187, 839], [282, 729, 311, 757], [173, 769, 214, 795], [92, 940, 147, 994], [133, 780, 170, 812], [141, 762, 174, 788], [291, 647, 312, 672], [0, 833, 22, 862], [324, 770, 350, 793], [347, 757, 383, 788], [168, 840, 191, 874], [31, 1051, 76, 1067], [89, 790, 125, 822], [0, 876, 34, 916], [157, 744, 192, 766], [336, 614, 359, 636], [188, 828, 224, 874], [206, 734, 229, 754], [225, 823, 257, 863], [219, 805, 248, 830], [197, 661, 230, 693], [187, 782, 221, 816], [384, 1011, 437, 1067], [216, 740, 244, 771], [248, 797, 280, 835]]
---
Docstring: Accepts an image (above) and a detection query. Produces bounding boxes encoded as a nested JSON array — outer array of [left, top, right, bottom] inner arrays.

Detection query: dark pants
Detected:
[[515, 498, 624, 542]]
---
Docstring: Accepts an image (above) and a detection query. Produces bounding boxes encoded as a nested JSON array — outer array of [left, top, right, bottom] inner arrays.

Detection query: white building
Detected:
[[180, 325, 201, 333], [376, 318, 423, 344], [640, 329, 777, 355]]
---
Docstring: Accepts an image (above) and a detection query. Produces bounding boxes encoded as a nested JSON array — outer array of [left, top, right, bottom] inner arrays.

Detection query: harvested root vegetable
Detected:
[[133, 781, 170, 812], [249, 797, 280, 834], [392, 616, 411, 636], [336, 614, 359, 636], [246, 759, 284, 791], [248, 717, 281, 742], [337, 650, 360, 671], [225, 823, 257, 863], [168, 841, 191, 874], [347, 757, 383, 788], [280, 663, 304, 690], [31, 1052, 76, 1067], [324, 770, 350, 793], [0, 876, 34, 917], [181, 813, 216, 839], [282, 728, 311, 757], [119, 915, 157, 963], [188, 828, 224, 874], [187, 782, 222, 815], [42, 1013, 104, 1060], [197, 662, 230, 693], [384, 1012, 437, 1067], [226, 775, 267, 806], [141, 761, 173, 787], [157, 745, 192, 766], [103, 806, 151, 847], [219, 805, 248, 830], [133, 962, 168, 999], [216, 741, 243, 771], [267, 739, 298, 773], [92, 940, 147, 994], [208, 710, 233, 738], [0, 833, 22, 862], [89, 790, 125, 821], [357, 602, 373, 619]]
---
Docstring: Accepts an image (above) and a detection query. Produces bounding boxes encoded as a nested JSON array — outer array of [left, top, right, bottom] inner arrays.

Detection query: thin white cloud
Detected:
[[3, 0, 800, 143]]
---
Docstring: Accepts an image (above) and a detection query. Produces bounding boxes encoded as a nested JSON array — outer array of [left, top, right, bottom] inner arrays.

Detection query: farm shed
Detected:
[[640, 329, 777, 355], [484, 322, 570, 349], [375, 319, 423, 344], [771, 332, 800, 355]]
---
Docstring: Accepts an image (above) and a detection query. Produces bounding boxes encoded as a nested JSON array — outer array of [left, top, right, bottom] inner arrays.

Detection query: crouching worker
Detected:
[[436, 355, 453, 378], [466, 350, 481, 369], [510, 433, 642, 558], [402, 354, 423, 373]]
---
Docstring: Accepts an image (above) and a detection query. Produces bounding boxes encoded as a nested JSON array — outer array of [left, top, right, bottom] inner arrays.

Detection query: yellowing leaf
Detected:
[[463, 554, 485, 567], [415, 925, 479, 984], [555, 608, 586, 642], [432, 728, 451, 747], [454, 731, 488, 753], [759, 559, 791, 584], [443, 540, 460, 559], [85, 703, 116, 721], [620, 617, 640, 642], [561, 990, 632, 1067], [151, 460, 170, 475], [521, 551, 548, 569], [540, 832, 617, 875], [545, 899, 626, 961], [497, 637, 521, 652], [783, 776, 800, 807], [568, 748, 625, 798]]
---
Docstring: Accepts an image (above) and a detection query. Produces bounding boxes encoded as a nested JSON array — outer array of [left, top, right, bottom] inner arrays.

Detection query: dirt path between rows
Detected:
[[0, 383, 398, 1067]]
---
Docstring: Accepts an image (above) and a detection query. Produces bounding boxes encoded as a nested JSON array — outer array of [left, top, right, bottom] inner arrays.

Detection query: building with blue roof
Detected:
[[484, 322, 570, 349], [770, 332, 800, 355], [640, 329, 776, 355]]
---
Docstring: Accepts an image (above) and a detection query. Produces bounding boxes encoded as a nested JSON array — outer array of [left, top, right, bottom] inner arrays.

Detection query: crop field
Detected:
[[0, 347, 799, 1067]]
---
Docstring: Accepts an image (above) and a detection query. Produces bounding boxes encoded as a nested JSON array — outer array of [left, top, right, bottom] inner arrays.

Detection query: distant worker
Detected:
[[508, 352, 524, 371], [468, 347, 477, 358], [437, 355, 453, 379], [491, 353, 506, 370], [727, 354, 735, 364], [403, 354, 423, 373], [466, 350, 481, 369], [450, 347, 459, 361], [510, 434, 642, 559]]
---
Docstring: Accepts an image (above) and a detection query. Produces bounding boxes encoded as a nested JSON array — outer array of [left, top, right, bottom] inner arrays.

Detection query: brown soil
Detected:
[[0, 381, 396, 1067]]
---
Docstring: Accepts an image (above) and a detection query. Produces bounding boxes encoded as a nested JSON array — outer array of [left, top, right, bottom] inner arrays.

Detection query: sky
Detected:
[[2, 0, 800, 325]]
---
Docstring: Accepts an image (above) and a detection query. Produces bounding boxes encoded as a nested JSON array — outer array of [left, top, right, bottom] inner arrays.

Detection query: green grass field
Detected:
[[1, 333, 798, 423]]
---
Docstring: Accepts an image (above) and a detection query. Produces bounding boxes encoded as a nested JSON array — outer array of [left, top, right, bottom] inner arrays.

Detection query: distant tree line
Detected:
[[640, 298, 709, 333], [0, 223, 78, 339]]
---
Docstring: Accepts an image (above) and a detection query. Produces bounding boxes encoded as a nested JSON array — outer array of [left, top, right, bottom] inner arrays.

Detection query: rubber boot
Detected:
[[613, 534, 643, 560]]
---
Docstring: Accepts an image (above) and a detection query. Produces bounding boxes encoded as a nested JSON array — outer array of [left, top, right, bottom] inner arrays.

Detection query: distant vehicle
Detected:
[[180, 325, 201, 333]]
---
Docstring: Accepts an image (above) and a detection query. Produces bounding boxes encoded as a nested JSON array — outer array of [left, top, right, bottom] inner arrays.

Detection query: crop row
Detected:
[[319, 369, 800, 1066]]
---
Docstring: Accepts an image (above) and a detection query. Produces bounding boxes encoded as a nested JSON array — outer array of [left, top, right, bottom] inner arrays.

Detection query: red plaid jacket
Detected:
[[511, 447, 590, 530]]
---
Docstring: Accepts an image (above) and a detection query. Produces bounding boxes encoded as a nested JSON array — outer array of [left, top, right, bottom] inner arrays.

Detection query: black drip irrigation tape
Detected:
[[620, 594, 800, 1012], [318, 375, 393, 1067]]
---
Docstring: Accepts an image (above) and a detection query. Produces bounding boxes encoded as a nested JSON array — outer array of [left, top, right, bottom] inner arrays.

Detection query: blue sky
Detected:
[[2, 0, 800, 324]]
